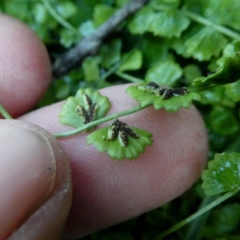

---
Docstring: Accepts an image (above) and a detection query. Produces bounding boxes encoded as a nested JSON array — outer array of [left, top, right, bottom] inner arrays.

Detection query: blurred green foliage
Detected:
[[2, 0, 240, 239]]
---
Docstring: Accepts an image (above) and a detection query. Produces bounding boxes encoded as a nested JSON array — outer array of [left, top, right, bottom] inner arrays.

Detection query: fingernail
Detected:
[[0, 121, 56, 239]]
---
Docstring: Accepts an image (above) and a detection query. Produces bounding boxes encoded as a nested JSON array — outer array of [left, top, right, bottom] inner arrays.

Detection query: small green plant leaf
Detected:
[[216, 40, 240, 66], [60, 88, 111, 130], [82, 56, 100, 81], [79, 21, 96, 37], [87, 119, 153, 160], [128, 6, 155, 34], [209, 108, 239, 135], [56, 2, 77, 19], [34, 3, 48, 24], [225, 80, 240, 102], [149, 10, 190, 38], [93, 4, 116, 27], [199, 86, 234, 107], [202, 153, 240, 195], [126, 83, 200, 111], [60, 29, 81, 48], [193, 52, 240, 86], [128, 5, 189, 38], [118, 49, 143, 72], [184, 27, 228, 61], [171, 26, 228, 61], [145, 60, 182, 86]]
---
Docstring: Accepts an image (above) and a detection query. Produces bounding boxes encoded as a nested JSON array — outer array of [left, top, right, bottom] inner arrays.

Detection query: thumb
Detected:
[[0, 120, 72, 240]]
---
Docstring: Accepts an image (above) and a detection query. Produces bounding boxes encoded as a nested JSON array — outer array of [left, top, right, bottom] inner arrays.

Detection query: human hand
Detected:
[[0, 14, 208, 240]]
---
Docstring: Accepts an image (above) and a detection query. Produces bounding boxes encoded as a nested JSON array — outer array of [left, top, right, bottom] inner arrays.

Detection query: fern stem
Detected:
[[41, 0, 76, 31], [158, 191, 238, 239], [182, 9, 240, 40], [184, 195, 215, 240], [0, 105, 12, 119], [115, 71, 143, 83], [53, 104, 150, 138]]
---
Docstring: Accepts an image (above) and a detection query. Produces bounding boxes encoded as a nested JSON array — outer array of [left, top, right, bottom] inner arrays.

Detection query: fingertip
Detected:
[[0, 14, 51, 117]]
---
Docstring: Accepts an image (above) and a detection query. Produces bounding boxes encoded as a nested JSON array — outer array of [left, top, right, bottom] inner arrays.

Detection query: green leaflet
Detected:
[[199, 86, 234, 107], [126, 84, 200, 111], [128, 6, 154, 34], [172, 26, 228, 61], [225, 80, 240, 102], [202, 153, 240, 195], [82, 56, 100, 81], [149, 10, 190, 38], [79, 21, 95, 37], [216, 40, 240, 66], [59, 28, 81, 48], [93, 4, 117, 27], [193, 52, 240, 86], [128, 6, 189, 38], [184, 27, 228, 61], [145, 60, 182, 86], [118, 49, 143, 72], [34, 3, 48, 24], [56, 2, 77, 19], [87, 124, 153, 160], [209, 108, 239, 135], [59, 88, 111, 130]]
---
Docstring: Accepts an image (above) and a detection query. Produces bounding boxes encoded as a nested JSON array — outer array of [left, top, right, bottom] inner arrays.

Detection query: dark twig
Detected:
[[52, 0, 149, 78]]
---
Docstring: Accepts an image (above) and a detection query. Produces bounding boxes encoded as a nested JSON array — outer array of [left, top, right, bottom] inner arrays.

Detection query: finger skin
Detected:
[[0, 14, 51, 117], [19, 84, 208, 239], [5, 121, 72, 240]]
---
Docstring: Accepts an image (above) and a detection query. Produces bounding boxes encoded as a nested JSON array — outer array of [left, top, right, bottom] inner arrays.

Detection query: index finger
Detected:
[[0, 14, 51, 117]]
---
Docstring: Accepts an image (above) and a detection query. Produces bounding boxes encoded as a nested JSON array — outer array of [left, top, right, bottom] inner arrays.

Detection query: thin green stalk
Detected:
[[54, 104, 150, 138], [101, 64, 121, 81], [99, 46, 143, 83], [42, 0, 76, 31], [184, 195, 215, 240], [99, 58, 129, 82], [0, 105, 13, 119], [115, 71, 143, 83], [158, 191, 238, 239], [182, 9, 240, 40]]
